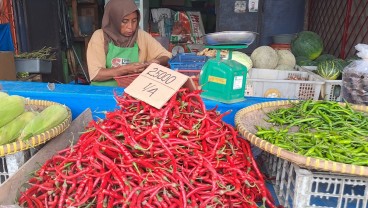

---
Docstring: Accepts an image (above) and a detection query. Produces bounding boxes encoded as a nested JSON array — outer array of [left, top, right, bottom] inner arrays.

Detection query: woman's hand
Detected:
[[122, 62, 149, 74], [92, 62, 149, 81]]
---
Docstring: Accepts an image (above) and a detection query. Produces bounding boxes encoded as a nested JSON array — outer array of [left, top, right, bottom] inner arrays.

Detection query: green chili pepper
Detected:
[[351, 160, 368, 166]]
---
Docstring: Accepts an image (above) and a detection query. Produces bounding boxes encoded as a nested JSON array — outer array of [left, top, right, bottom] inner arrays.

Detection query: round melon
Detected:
[[316, 60, 342, 80], [291, 31, 323, 60], [250, 46, 279, 69], [295, 56, 316, 66], [315, 54, 336, 64], [276, 49, 296, 68], [275, 64, 295, 71], [334, 58, 349, 71]]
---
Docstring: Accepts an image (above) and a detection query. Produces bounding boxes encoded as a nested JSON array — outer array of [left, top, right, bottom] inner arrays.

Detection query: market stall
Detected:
[[1, 34, 368, 208]]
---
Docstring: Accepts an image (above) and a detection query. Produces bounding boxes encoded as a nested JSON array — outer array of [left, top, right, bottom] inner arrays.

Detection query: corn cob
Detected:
[[0, 111, 37, 145], [0, 95, 25, 128], [0, 91, 9, 99], [20, 104, 68, 141]]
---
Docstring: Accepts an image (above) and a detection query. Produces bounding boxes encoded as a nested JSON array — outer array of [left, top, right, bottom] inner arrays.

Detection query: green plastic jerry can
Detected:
[[199, 45, 248, 103]]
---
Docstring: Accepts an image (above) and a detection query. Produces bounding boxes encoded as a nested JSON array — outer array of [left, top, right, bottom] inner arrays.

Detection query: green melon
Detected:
[[295, 56, 317, 66], [316, 60, 342, 80], [315, 54, 336, 64], [333, 58, 349, 71], [291, 31, 323, 60]]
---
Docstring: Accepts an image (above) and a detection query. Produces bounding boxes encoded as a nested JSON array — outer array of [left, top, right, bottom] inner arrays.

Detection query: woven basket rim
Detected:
[[0, 99, 72, 157], [235, 100, 368, 177]]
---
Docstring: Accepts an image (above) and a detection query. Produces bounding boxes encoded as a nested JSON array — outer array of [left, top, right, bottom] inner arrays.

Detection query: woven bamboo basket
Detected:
[[234, 100, 368, 177], [0, 99, 72, 157]]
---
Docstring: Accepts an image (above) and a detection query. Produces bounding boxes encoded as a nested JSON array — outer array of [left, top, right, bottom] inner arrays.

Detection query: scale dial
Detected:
[[172, 46, 185, 56]]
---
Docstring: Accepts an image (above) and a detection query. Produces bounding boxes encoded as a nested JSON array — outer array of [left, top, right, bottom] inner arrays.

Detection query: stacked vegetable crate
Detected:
[[298, 66, 343, 101], [261, 152, 368, 208]]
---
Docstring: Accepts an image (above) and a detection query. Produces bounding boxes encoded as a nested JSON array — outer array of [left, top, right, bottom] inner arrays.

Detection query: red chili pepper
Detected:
[[48, 194, 59, 208], [54, 165, 91, 180], [21, 193, 35, 208], [71, 178, 94, 207], [153, 131, 178, 175], [57, 180, 67, 208], [93, 121, 134, 162]]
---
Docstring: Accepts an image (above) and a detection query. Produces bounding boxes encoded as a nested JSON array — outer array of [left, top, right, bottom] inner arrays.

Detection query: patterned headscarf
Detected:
[[102, 0, 140, 53]]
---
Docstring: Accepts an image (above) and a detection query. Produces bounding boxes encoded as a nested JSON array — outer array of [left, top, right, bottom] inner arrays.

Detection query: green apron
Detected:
[[91, 42, 139, 86]]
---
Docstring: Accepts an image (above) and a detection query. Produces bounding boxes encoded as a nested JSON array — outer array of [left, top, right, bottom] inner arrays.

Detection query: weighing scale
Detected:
[[199, 44, 249, 103]]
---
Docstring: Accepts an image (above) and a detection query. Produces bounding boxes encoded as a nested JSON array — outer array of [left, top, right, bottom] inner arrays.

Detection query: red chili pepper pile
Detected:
[[19, 89, 276, 208]]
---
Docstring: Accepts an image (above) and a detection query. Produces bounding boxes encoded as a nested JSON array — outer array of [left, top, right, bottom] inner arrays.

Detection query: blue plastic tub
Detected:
[[169, 53, 209, 70]]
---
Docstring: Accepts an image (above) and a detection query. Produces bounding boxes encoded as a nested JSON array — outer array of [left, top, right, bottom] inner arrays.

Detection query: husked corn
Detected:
[[20, 104, 68, 141], [0, 95, 25, 128], [0, 111, 36, 145], [0, 91, 9, 99]]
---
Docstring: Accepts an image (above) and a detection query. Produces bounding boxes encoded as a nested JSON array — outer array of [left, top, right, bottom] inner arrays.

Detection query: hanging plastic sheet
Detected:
[[0, 23, 14, 51]]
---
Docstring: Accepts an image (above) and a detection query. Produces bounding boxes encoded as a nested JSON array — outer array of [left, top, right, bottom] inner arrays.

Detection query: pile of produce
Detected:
[[0, 92, 68, 145], [256, 100, 368, 166], [19, 89, 276, 207], [250, 46, 296, 71], [291, 30, 354, 81]]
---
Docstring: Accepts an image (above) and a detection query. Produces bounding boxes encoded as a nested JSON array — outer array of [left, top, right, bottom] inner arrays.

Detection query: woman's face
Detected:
[[120, 11, 138, 37]]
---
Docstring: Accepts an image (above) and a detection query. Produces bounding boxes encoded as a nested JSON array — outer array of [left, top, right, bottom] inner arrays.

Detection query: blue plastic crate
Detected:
[[169, 53, 208, 70]]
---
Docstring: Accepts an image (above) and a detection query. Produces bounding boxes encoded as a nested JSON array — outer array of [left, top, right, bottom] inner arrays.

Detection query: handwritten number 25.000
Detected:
[[146, 68, 176, 84]]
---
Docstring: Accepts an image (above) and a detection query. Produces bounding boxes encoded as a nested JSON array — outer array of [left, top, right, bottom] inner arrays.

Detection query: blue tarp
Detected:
[[0, 23, 14, 51], [0, 81, 282, 126]]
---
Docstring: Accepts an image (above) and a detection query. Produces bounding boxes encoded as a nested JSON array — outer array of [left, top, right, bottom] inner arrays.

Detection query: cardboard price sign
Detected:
[[124, 63, 189, 109]]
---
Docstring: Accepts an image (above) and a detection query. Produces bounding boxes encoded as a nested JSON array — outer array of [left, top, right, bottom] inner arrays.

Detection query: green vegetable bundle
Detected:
[[15, 46, 56, 61]]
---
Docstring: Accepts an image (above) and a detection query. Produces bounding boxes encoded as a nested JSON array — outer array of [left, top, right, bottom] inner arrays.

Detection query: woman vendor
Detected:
[[87, 0, 172, 86]]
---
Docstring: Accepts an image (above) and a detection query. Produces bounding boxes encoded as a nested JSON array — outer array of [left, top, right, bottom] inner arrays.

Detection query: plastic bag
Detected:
[[170, 11, 205, 44], [342, 44, 368, 105], [0, 23, 14, 51], [343, 44, 368, 74]]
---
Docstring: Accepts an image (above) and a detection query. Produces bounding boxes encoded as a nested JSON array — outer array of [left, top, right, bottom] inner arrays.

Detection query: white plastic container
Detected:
[[0, 148, 41, 184], [298, 66, 343, 101], [262, 152, 368, 208], [245, 68, 324, 100]]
